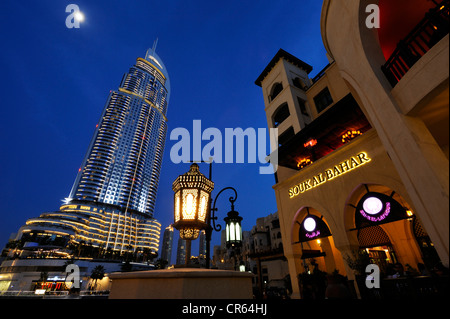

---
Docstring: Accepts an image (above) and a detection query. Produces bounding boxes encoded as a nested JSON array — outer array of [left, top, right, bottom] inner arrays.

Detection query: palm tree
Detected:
[[90, 265, 105, 291]]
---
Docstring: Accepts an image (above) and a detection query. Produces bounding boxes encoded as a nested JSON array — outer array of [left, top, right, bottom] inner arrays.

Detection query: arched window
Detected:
[[269, 82, 283, 101], [272, 103, 290, 128]]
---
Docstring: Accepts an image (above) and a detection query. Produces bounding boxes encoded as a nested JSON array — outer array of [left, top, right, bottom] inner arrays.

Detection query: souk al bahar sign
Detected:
[[288, 152, 371, 199]]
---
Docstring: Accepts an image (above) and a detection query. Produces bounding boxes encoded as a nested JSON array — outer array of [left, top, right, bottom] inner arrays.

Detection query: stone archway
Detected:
[[290, 206, 349, 299], [344, 183, 437, 276]]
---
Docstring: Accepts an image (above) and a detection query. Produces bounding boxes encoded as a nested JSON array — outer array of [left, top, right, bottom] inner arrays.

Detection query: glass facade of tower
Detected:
[[68, 48, 170, 217], [14, 49, 169, 254]]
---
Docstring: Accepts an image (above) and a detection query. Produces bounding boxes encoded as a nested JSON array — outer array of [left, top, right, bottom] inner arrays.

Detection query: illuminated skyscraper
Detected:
[[68, 46, 169, 217], [13, 47, 169, 254]]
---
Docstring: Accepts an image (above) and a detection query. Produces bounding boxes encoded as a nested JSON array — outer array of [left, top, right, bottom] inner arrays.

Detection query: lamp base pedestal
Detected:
[[108, 268, 254, 299]]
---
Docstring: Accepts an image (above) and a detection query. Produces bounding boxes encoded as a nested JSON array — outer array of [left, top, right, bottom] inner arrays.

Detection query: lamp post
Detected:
[[224, 203, 243, 270], [208, 186, 242, 269], [172, 163, 242, 268]]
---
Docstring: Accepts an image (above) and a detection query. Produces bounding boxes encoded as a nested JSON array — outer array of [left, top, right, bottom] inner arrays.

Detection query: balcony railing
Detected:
[[382, 0, 449, 87]]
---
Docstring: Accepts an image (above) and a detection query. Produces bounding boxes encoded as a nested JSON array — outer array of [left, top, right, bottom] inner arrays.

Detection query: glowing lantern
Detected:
[[172, 163, 214, 240]]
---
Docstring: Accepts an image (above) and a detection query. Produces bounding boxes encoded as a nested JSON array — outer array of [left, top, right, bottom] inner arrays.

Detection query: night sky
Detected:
[[0, 0, 328, 260]]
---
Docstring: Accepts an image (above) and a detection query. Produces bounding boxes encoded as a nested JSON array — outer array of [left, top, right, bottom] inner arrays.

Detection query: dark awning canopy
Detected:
[[353, 191, 412, 230], [297, 214, 332, 243]]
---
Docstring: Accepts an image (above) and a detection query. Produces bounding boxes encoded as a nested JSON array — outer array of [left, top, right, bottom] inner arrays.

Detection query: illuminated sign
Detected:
[[360, 202, 391, 222], [354, 192, 412, 228], [298, 214, 331, 243], [289, 152, 371, 199], [305, 230, 321, 239]]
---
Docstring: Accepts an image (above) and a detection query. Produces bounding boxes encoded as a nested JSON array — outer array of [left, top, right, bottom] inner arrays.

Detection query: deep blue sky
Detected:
[[0, 0, 328, 259]]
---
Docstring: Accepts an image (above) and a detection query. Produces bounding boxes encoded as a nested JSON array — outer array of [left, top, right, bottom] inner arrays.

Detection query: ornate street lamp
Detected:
[[209, 186, 242, 268], [172, 163, 214, 264], [223, 200, 243, 271], [224, 205, 243, 249], [172, 162, 243, 268]]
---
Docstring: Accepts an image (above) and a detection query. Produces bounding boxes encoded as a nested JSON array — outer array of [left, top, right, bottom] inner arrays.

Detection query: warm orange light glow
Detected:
[[342, 130, 362, 143], [304, 139, 318, 148], [297, 158, 313, 169], [184, 193, 195, 220]]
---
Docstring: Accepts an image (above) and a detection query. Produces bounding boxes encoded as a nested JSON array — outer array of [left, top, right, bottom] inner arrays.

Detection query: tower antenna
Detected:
[[152, 38, 158, 52]]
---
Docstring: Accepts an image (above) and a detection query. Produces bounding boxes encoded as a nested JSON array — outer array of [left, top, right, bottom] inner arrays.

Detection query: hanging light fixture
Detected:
[[224, 206, 243, 249]]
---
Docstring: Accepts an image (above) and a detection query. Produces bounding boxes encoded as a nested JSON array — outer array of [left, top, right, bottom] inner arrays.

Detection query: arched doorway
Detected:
[[297, 211, 332, 274], [357, 225, 397, 274], [346, 184, 441, 277], [293, 207, 349, 299]]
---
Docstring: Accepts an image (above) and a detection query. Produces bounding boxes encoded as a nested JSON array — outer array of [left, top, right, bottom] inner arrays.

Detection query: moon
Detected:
[[74, 11, 85, 22]]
